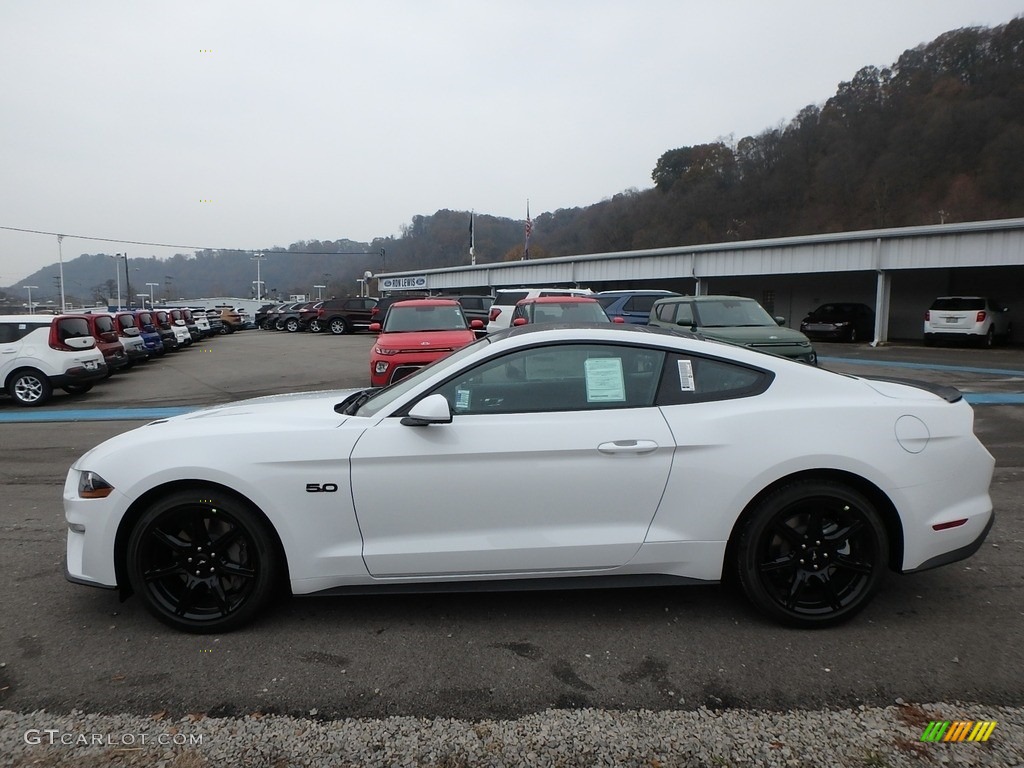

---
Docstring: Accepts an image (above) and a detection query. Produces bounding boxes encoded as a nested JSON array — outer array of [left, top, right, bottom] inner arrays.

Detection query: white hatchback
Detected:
[[1, 315, 107, 405]]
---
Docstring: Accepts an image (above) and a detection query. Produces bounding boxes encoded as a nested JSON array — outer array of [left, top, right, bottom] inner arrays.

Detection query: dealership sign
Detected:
[[379, 276, 428, 291]]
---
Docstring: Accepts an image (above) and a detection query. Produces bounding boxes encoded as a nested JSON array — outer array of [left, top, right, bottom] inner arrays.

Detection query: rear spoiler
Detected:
[[864, 376, 963, 403]]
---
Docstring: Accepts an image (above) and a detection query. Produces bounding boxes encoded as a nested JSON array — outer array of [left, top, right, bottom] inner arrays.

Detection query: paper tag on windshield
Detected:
[[677, 359, 695, 391]]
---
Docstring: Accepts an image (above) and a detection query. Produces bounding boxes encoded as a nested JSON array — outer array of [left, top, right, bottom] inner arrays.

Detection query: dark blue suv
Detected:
[[595, 290, 680, 325]]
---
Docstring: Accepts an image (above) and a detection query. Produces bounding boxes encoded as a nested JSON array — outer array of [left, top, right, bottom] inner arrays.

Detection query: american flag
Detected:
[[524, 201, 533, 260]]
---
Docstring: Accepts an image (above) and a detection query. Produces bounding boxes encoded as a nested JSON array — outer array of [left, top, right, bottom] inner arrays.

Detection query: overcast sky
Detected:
[[1, 1, 1021, 287]]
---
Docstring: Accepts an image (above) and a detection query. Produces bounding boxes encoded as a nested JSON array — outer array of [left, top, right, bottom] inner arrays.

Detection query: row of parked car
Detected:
[[0, 306, 248, 407], [360, 289, 1015, 388]]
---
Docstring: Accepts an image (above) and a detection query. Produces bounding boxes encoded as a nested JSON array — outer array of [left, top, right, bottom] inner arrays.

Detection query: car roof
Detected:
[[595, 289, 679, 296], [517, 296, 600, 305], [0, 314, 54, 323], [391, 298, 459, 307]]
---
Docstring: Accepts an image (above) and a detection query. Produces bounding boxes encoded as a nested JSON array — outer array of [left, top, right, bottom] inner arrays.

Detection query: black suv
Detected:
[[309, 297, 378, 334], [450, 295, 494, 325]]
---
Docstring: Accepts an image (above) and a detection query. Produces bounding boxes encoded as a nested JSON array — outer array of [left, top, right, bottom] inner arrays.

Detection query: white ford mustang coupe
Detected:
[[65, 325, 995, 633]]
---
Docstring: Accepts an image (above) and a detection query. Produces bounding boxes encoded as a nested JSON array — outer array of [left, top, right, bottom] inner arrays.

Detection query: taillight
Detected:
[[317, 308, 324, 317], [488, 307, 502, 322], [976, 311, 987, 322], [924, 310, 930, 321]]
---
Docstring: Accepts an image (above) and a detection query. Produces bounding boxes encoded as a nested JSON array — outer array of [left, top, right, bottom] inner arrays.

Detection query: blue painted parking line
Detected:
[[818, 356, 1024, 377], [963, 393, 1024, 405], [0, 407, 196, 423]]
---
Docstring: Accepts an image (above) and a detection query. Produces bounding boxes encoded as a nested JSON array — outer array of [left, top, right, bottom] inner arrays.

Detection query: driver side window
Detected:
[[431, 344, 665, 415]]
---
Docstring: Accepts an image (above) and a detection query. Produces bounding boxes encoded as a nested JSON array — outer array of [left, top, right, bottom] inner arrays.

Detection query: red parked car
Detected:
[[64, 314, 129, 377], [368, 299, 483, 387]]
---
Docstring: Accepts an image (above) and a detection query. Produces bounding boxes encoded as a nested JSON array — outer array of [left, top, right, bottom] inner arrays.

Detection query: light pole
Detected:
[[136, 293, 149, 308], [20, 285, 38, 314], [146, 282, 159, 308], [57, 235, 67, 312], [313, 284, 326, 300], [111, 254, 123, 309], [252, 253, 266, 301]]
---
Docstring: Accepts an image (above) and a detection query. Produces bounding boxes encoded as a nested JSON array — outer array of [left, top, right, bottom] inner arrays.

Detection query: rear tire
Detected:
[[8, 369, 53, 406], [63, 383, 94, 395], [329, 317, 350, 335], [735, 480, 888, 628]]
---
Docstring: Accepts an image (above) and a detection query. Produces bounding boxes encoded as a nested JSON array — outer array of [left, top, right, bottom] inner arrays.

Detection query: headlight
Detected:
[[373, 346, 398, 356], [78, 470, 114, 499]]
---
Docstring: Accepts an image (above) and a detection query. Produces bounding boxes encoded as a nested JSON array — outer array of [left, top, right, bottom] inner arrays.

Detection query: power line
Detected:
[[0, 225, 385, 257]]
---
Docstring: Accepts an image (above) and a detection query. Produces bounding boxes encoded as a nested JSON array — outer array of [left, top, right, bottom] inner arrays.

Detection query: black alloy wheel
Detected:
[[126, 488, 281, 633], [736, 480, 888, 627]]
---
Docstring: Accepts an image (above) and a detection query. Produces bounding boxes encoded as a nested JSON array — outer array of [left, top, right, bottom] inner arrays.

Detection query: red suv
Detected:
[[369, 299, 483, 386], [68, 314, 129, 376]]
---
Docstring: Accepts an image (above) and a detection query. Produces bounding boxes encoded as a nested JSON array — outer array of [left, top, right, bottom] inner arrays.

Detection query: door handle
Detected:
[[597, 440, 659, 456]]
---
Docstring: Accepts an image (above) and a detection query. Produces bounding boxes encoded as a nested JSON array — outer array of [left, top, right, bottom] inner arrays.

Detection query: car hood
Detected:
[[177, 388, 363, 421], [698, 325, 810, 346], [376, 329, 475, 349]]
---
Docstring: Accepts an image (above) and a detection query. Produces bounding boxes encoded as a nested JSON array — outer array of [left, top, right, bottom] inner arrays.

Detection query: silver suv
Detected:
[[485, 288, 593, 333], [0, 315, 107, 406]]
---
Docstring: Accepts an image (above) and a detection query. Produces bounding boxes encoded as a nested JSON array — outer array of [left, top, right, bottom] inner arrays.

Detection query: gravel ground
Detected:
[[2, 702, 1022, 767]]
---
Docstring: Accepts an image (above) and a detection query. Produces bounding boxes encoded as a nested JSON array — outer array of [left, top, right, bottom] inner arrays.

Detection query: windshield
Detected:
[[694, 299, 776, 328], [355, 335, 491, 417], [383, 304, 469, 332]]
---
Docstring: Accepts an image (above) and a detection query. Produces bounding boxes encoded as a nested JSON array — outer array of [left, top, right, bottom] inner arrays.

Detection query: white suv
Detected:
[[1, 315, 107, 406], [485, 287, 593, 333], [924, 296, 1012, 347]]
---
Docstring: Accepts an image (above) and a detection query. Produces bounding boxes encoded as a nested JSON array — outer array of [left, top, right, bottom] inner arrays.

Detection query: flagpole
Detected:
[[469, 210, 476, 266]]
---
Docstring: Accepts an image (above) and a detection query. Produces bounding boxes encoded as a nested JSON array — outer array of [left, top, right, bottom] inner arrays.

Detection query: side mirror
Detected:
[[612, 316, 625, 324], [470, 319, 484, 330], [369, 322, 381, 333], [401, 394, 453, 426], [512, 317, 528, 326], [774, 316, 786, 326]]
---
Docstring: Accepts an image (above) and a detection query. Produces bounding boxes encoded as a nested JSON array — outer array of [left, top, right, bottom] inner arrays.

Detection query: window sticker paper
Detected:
[[455, 389, 471, 411], [677, 359, 696, 391], [585, 357, 625, 402]]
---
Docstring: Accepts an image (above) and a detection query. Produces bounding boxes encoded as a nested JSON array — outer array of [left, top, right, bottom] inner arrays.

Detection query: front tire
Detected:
[[735, 480, 888, 628], [308, 319, 323, 333], [8, 369, 53, 406], [285, 318, 300, 333], [63, 383, 94, 395], [126, 488, 282, 633]]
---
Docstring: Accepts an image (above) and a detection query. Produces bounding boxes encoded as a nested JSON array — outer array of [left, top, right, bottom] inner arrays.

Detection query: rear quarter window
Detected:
[[656, 353, 773, 405]]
